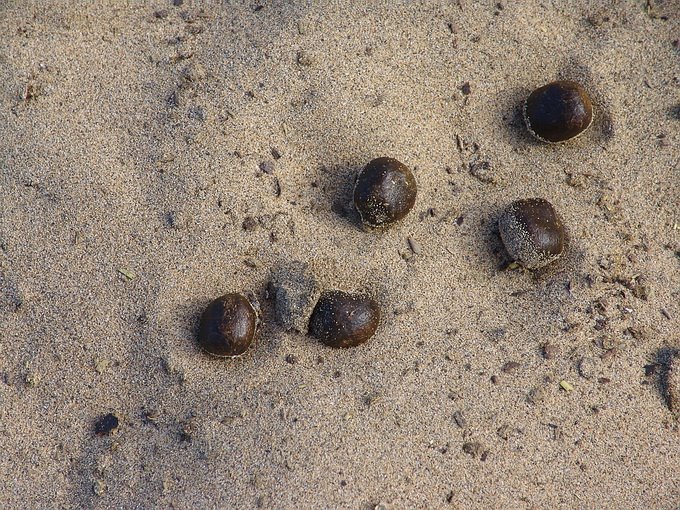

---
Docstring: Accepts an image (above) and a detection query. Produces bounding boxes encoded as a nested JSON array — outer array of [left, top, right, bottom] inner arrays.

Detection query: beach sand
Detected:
[[0, 1, 678, 508]]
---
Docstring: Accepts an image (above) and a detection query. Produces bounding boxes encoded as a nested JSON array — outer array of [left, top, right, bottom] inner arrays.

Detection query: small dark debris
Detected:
[[253, 5, 264, 12], [187, 105, 205, 121], [142, 409, 159, 425], [259, 160, 275, 175], [243, 258, 258, 269], [501, 361, 520, 374], [271, 147, 282, 160], [94, 413, 119, 436], [543, 343, 559, 360], [598, 377, 611, 384], [462, 441, 487, 460], [626, 327, 647, 341], [172, 0, 183, 6], [333, 370, 341, 378], [242, 216, 258, 232], [490, 375, 499, 384], [167, 90, 180, 107], [407, 237, 422, 255], [496, 425, 510, 440], [460, 82, 471, 95], [645, 363, 659, 376], [446, 491, 454, 503], [630, 277, 650, 300], [179, 421, 194, 442], [285, 354, 297, 364], [452, 410, 466, 428], [600, 348, 618, 362], [468, 159, 494, 183], [296, 50, 313, 67]]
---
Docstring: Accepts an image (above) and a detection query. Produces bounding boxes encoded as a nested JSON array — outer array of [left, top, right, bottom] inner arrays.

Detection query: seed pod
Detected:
[[524, 80, 593, 143], [498, 198, 565, 269], [353, 157, 417, 228], [308, 290, 380, 348], [198, 292, 259, 357]]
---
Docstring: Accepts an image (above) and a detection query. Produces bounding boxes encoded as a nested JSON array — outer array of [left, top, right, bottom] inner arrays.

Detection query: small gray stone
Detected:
[[271, 262, 321, 333]]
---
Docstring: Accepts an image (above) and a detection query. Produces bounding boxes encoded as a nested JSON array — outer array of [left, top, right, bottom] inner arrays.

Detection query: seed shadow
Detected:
[[497, 86, 543, 148], [655, 347, 679, 411], [480, 208, 512, 271], [313, 163, 363, 230]]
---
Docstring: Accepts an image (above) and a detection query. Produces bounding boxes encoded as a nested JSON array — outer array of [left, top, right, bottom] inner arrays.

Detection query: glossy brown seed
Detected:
[[198, 292, 259, 357], [524, 81, 593, 143], [308, 290, 380, 348], [498, 198, 565, 270], [353, 157, 417, 228]]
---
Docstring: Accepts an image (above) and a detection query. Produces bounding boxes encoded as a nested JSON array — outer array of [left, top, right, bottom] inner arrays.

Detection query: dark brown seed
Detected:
[[353, 157, 417, 228], [498, 198, 566, 270], [198, 293, 259, 357], [308, 290, 380, 348], [524, 80, 593, 143]]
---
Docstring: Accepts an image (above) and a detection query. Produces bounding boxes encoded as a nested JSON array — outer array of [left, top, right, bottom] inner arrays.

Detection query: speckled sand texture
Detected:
[[0, 1, 679, 509]]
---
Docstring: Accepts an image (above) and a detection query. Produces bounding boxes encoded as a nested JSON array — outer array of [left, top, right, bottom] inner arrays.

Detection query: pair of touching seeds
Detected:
[[198, 290, 380, 357], [196, 80, 591, 358]]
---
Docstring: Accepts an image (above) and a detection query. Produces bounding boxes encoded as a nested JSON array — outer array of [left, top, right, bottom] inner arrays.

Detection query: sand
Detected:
[[0, 1, 678, 508]]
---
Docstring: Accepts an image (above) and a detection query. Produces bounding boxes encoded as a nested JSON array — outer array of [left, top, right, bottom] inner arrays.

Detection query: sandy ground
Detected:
[[0, 1, 679, 508]]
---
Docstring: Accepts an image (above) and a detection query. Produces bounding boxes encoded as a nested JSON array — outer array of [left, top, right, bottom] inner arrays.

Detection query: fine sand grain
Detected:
[[1, 1, 678, 508]]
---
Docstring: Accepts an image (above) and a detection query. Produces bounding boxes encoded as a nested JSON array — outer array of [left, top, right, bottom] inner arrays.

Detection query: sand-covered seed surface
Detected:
[[1, 1, 679, 508]]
